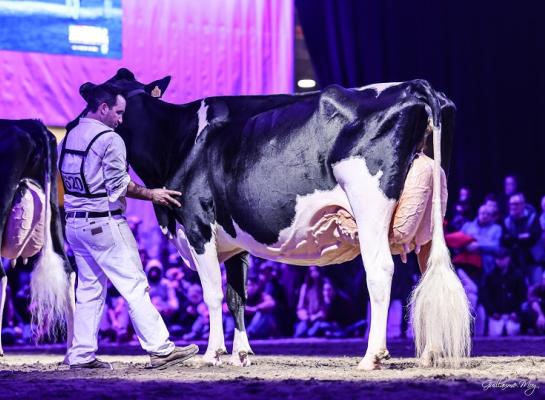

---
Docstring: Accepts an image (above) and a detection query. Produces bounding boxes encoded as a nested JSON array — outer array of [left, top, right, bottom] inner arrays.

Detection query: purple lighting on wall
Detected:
[[0, 0, 294, 126]]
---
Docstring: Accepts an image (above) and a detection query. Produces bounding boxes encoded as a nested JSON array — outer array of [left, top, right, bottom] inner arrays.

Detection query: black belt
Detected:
[[66, 209, 123, 219]]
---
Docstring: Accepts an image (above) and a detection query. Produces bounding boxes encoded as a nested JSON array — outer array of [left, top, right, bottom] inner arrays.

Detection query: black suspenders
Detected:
[[59, 129, 113, 198]]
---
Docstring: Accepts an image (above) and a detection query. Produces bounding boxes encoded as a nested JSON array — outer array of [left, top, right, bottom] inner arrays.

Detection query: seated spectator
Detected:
[[520, 271, 545, 335], [483, 194, 501, 224], [294, 266, 325, 337], [181, 284, 209, 340], [460, 204, 502, 278], [245, 274, 277, 339], [531, 195, 545, 286], [1, 283, 24, 346], [259, 261, 292, 337], [447, 186, 474, 232], [502, 193, 542, 285], [138, 247, 151, 270], [164, 266, 191, 337], [498, 174, 523, 217], [145, 259, 179, 321], [165, 265, 191, 303], [99, 283, 131, 343], [127, 215, 143, 241], [313, 279, 356, 338], [481, 248, 527, 336]]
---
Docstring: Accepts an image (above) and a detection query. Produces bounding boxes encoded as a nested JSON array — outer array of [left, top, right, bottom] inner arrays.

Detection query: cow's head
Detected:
[[105, 68, 171, 101], [66, 68, 174, 187]]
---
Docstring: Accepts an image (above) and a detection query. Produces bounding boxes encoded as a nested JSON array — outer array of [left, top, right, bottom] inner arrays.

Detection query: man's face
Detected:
[[509, 195, 525, 218], [478, 206, 493, 225], [99, 94, 126, 129], [485, 200, 499, 215], [504, 176, 517, 196], [459, 188, 470, 202], [322, 282, 334, 303]]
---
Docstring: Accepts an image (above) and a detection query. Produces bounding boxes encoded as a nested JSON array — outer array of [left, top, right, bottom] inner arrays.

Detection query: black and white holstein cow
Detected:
[[70, 69, 471, 370], [0, 120, 73, 356]]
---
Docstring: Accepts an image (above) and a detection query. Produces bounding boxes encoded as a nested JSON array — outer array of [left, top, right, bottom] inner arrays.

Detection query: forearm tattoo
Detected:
[[126, 180, 152, 200]]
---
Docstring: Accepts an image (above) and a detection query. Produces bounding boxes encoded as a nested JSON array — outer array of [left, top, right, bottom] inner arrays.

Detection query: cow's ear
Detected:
[[145, 76, 171, 98], [115, 68, 135, 81], [79, 82, 97, 102]]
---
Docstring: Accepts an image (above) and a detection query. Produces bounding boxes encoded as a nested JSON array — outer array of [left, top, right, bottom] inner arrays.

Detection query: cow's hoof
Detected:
[[230, 351, 252, 367], [357, 349, 390, 370], [202, 348, 227, 366], [421, 350, 440, 367]]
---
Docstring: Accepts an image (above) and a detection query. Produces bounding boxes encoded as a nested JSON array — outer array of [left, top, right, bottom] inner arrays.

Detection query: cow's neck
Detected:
[[125, 97, 201, 190]]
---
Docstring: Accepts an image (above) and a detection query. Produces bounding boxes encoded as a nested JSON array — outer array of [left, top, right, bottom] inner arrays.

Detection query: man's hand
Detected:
[[127, 180, 182, 207], [150, 187, 182, 208]]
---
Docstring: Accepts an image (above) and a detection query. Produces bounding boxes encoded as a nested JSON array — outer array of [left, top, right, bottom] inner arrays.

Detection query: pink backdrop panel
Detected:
[[0, 0, 294, 126]]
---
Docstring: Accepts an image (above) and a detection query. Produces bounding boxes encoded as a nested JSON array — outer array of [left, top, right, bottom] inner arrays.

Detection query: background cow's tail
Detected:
[[409, 84, 472, 367], [30, 128, 69, 341]]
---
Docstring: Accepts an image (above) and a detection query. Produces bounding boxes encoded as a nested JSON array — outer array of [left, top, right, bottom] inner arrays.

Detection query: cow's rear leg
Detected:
[[224, 252, 254, 367], [334, 158, 397, 370], [0, 274, 6, 357], [193, 243, 227, 365], [416, 241, 432, 274]]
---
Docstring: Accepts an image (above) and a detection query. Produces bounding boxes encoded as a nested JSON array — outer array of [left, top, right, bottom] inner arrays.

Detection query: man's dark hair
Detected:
[[80, 83, 124, 113]]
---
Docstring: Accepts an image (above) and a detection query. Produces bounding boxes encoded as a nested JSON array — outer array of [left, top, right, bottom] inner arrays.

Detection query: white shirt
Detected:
[[58, 118, 131, 212]]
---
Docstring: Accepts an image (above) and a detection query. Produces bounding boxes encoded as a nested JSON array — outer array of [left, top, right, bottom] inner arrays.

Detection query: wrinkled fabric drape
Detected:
[[296, 0, 545, 204], [0, 0, 294, 126]]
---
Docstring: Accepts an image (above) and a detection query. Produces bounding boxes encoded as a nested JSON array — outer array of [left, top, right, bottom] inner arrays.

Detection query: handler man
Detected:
[[59, 83, 198, 369]]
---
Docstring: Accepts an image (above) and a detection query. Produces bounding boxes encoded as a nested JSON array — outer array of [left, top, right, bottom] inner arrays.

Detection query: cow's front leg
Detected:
[[0, 274, 7, 357], [334, 158, 397, 370], [193, 242, 227, 366], [224, 252, 254, 366]]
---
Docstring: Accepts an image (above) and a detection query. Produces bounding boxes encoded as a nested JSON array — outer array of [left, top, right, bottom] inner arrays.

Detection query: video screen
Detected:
[[0, 0, 122, 58]]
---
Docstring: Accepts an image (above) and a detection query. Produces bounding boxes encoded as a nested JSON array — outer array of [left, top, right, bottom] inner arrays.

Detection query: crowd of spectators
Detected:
[[446, 175, 545, 337], [2, 174, 545, 346]]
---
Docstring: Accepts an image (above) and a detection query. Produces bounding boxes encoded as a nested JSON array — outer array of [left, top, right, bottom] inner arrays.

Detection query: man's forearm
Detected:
[[126, 180, 153, 201]]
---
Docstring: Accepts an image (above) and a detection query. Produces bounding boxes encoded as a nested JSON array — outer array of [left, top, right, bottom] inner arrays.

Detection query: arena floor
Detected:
[[1, 337, 544, 399]]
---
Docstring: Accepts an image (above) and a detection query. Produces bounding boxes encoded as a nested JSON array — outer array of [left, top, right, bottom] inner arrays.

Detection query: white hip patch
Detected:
[[356, 82, 402, 97]]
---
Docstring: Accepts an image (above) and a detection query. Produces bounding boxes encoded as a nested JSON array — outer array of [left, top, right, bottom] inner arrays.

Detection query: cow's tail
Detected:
[[409, 85, 471, 367], [30, 129, 69, 341]]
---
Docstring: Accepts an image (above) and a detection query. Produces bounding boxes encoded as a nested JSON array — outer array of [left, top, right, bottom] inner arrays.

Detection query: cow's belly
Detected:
[[170, 155, 443, 268], [218, 185, 360, 266]]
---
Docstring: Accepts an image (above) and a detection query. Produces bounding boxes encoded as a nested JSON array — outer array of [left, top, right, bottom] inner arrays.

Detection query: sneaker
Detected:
[[70, 358, 113, 370], [148, 344, 199, 370]]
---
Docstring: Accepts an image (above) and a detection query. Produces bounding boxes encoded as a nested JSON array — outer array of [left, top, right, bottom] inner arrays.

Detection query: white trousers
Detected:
[[66, 215, 174, 365]]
